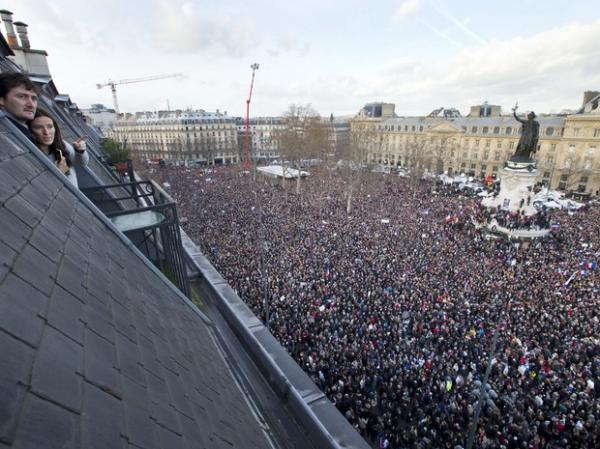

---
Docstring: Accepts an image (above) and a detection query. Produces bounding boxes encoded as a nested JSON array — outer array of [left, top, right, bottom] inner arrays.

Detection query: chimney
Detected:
[[0, 10, 18, 47], [13, 21, 30, 49], [582, 90, 600, 107]]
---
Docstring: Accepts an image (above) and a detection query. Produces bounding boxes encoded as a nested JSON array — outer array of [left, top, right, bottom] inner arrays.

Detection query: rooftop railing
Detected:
[[82, 179, 191, 297]]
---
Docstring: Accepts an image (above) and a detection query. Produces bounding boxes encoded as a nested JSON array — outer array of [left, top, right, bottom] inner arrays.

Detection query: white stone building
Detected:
[[110, 110, 239, 165]]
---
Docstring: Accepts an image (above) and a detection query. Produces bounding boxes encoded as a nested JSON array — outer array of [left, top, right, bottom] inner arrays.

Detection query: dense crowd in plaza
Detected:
[[153, 165, 599, 449], [477, 207, 551, 231]]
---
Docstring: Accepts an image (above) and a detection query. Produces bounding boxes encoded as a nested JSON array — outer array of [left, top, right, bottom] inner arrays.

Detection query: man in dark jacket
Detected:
[[0, 72, 39, 142]]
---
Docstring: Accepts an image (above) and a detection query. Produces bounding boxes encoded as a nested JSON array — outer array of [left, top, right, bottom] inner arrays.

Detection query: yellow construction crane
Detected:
[[96, 73, 184, 113]]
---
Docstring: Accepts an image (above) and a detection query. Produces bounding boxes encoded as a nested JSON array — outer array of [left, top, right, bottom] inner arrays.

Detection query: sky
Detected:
[[4, 0, 600, 118]]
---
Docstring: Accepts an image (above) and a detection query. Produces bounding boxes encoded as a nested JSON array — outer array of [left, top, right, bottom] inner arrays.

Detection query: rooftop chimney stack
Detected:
[[0, 10, 18, 48], [13, 21, 30, 49], [1, 14, 51, 76]]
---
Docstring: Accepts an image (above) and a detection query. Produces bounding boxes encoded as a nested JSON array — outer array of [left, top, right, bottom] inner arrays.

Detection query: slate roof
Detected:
[[0, 116, 275, 449]]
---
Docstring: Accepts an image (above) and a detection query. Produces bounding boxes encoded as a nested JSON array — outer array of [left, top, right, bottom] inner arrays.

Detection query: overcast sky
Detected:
[[4, 0, 600, 117]]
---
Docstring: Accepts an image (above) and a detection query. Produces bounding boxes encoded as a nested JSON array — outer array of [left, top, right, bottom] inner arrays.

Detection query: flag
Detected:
[[565, 272, 577, 286]]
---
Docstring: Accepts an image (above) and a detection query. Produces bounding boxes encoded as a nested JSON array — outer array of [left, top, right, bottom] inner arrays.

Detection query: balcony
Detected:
[[82, 179, 190, 297]]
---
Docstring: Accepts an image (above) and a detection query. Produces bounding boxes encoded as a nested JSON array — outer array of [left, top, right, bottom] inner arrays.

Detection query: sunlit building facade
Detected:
[[352, 93, 600, 195]]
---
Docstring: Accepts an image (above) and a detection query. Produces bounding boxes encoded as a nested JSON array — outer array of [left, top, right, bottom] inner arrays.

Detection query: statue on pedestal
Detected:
[[511, 103, 540, 162]]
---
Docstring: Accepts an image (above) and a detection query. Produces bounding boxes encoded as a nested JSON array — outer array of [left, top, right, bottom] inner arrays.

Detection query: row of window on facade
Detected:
[[378, 124, 600, 138]]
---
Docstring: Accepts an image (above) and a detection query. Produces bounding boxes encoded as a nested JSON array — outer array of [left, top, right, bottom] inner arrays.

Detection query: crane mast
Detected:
[[243, 63, 259, 170], [96, 73, 183, 114]]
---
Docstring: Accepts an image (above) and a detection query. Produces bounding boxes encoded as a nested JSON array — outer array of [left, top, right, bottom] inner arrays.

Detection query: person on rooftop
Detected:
[[29, 108, 89, 187], [0, 72, 39, 143]]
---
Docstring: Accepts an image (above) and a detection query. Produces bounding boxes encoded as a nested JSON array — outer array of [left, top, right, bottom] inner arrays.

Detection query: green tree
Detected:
[[103, 137, 130, 162]]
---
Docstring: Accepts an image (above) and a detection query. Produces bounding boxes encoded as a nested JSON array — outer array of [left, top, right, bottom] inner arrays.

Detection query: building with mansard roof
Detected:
[[235, 116, 286, 162], [110, 109, 240, 165], [352, 96, 600, 195]]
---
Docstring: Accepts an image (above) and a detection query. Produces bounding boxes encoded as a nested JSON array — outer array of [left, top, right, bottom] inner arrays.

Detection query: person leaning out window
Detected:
[[28, 108, 89, 188]]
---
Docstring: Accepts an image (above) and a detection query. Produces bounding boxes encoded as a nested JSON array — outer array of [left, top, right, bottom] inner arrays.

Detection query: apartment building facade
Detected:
[[352, 93, 600, 195], [236, 117, 286, 162], [110, 110, 239, 165]]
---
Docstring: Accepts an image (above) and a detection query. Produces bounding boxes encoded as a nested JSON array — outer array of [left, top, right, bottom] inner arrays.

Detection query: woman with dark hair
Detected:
[[28, 108, 89, 187]]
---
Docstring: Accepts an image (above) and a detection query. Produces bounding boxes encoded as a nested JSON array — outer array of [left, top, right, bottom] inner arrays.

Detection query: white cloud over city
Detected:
[[152, 1, 260, 57], [3, 0, 600, 116], [392, 0, 421, 24]]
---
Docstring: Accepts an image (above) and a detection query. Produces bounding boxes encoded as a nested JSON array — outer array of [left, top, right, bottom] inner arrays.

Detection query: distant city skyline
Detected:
[[5, 0, 600, 117]]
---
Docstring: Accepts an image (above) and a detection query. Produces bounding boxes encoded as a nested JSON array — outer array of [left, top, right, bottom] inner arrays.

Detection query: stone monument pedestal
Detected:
[[482, 159, 538, 216]]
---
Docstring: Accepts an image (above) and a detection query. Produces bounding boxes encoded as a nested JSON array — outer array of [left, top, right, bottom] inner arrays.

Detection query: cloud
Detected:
[[384, 57, 420, 76], [443, 20, 600, 93], [267, 34, 311, 58], [417, 18, 463, 49], [431, 1, 486, 44], [349, 19, 600, 114], [392, 0, 421, 24], [152, 0, 259, 57]]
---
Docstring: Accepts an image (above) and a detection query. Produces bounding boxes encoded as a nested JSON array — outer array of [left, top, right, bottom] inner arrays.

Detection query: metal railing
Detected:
[[82, 180, 191, 297]]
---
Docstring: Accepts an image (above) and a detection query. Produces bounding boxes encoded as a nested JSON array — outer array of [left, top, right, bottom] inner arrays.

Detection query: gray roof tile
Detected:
[[145, 370, 171, 404], [0, 241, 16, 282], [163, 369, 193, 420], [46, 286, 85, 344], [115, 331, 146, 387], [30, 326, 83, 412], [81, 382, 124, 449], [11, 245, 57, 296], [0, 135, 26, 163], [0, 332, 34, 444], [4, 195, 44, 229], [151, 402, 182, 436], [55, 255, 88, 300], [0, 166, 20, 204], [11, 394, 80, 449], [178, 413, 209, 449], [28, 225, 65, 264], [121, 376, 157, 449], [0, 155, 42, 186], [0, 208, 30, 252], [156, 425, 188, 449], [83, 298, 116, 343], [18, 182, 55, 215], [112, 302, 137, 341], [0, 274, 47, 346], [83, 328, 122, 398]]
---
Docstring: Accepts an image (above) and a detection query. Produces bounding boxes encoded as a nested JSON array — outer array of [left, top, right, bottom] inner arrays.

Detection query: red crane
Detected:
[[243, 63, 259, 170]]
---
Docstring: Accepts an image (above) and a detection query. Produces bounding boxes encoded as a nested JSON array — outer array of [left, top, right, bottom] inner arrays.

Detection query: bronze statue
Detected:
[[511, 103, 540, 161]]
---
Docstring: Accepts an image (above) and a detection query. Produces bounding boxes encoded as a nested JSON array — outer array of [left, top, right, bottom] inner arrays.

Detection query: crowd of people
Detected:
[[152, 164, 599, 449], [1, 66, 595, 449], [477, 207, 551, 232]]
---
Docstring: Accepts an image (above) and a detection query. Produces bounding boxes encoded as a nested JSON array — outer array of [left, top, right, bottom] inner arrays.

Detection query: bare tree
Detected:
[[555, 152, 598, 193], [430, 136, 459, 175], [277, 104, 327, 194], [341, 121, 376, 213], [404, 135, 430, 192]]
